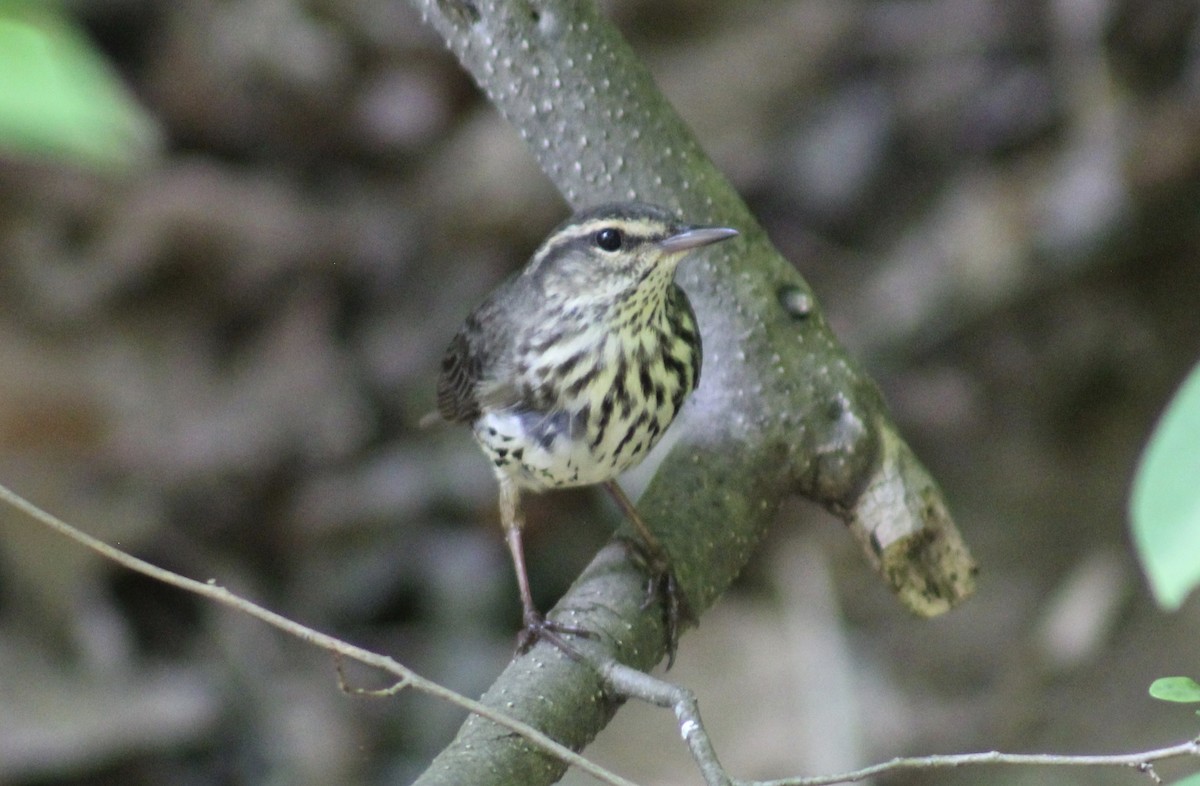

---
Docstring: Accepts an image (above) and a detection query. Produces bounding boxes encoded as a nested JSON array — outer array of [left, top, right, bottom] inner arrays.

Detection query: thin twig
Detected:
[[750, 739, 1200, 786], [0, 481, 640, 786], [596, 660, 730, 786], [592, 644, 1200, 786]]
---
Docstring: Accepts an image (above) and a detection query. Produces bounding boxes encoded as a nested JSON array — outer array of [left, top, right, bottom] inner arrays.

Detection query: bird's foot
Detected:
[[618, 536, 695, 669], [516, 608, 594, 661]]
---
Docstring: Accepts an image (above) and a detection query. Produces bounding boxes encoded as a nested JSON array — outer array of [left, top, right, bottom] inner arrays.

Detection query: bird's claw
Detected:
[[516, 610, 594, 662], [619, 536, 694, 669]]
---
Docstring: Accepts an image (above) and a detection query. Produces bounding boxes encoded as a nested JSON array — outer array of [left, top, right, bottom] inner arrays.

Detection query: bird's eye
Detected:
[[595, 228, 623, 252]]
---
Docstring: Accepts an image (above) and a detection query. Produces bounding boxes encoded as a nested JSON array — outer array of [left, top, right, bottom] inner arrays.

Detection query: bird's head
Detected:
[[528, 202, 738, 303]]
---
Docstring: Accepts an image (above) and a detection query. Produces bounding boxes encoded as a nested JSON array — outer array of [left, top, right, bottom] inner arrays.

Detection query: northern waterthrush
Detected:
[[437, 202, 738, 660]]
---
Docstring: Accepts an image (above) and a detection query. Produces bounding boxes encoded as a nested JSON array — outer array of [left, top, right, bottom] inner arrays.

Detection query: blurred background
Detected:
[[0, 0, 1198, 784]]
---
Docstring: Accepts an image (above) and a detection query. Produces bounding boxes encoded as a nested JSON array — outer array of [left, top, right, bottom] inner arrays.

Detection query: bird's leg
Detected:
[[498, 477, 591, 658], [603, 480, 693, 668]]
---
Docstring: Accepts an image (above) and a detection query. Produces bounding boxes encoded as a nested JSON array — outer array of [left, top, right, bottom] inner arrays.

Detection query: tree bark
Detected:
[[409, 1, 977, 783]]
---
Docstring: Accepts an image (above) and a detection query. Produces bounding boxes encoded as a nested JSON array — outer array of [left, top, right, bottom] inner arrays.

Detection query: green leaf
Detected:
[[1149, 677, 1200, 704], [1131, 360, 1200, 610], [0, 2, 159, 169]]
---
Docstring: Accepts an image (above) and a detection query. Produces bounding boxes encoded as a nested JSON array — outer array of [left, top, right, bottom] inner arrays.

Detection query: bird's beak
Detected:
[[658, 225, 739, 253]]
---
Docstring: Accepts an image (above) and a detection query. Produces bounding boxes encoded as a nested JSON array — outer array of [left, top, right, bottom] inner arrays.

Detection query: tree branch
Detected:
[[0, 482, 634, 786], [409, 1, 977, 783]]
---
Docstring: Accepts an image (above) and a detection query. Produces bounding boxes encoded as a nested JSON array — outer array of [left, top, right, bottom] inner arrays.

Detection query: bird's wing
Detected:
[[436, 322, 525, 423], [436, 330, 483, 423]]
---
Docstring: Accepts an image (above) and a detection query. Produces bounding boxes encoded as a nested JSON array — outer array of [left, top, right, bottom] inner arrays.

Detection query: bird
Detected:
[[436, 201, 738, 661]]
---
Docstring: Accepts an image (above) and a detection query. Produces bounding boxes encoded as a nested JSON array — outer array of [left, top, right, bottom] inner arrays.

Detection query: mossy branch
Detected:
[[409, 1, 977, 784]]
